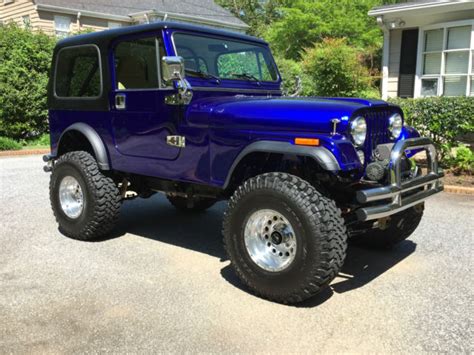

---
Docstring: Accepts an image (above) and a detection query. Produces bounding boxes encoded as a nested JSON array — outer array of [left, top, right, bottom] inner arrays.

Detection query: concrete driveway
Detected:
[[1, 155, 473, 353]]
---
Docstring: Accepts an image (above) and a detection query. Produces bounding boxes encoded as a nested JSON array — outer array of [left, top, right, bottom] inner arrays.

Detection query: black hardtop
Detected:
[[55, 21, 267, 51], [48, 22, 268, 112]]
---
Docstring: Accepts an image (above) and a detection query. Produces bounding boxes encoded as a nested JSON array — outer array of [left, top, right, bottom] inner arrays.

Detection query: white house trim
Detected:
[[368, 1, 472, 16], [36, 4, 133, 22], [414, 19, 474, 98]]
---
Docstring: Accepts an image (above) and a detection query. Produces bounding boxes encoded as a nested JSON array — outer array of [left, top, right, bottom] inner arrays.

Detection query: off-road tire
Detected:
[[50, 151, 121, 241], [223, 172, 347, 304], [352, 203, 424, 249], [167, 195, 216, 212]]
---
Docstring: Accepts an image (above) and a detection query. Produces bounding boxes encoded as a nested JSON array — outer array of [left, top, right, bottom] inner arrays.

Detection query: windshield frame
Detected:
[[170, 31, 281, 84]]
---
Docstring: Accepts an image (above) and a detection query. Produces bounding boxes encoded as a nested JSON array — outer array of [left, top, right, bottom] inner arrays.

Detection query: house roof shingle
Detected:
[[35, 0, 248, 28]]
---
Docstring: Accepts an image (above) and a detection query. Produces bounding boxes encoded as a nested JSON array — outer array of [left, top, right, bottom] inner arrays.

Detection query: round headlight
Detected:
[[351, 116, 367, 146], [389, 113, 403, 139]]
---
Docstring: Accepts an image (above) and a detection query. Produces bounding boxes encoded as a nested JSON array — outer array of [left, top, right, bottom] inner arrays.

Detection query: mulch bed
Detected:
[[443, 172, 474, 188], [0, 148, 50, 157]]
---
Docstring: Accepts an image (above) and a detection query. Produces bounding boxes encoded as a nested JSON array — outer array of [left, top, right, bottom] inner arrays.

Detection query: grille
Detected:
[[364, 109, 393, 162]]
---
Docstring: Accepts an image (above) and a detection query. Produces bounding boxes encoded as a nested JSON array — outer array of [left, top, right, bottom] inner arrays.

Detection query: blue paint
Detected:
[[48, 22, 413, 188]]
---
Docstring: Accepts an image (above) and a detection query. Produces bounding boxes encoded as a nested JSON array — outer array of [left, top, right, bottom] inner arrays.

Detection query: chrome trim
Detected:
[[356, 137, 444, 221]]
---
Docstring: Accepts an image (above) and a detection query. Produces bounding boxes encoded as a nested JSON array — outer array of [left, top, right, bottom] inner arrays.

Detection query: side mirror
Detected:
[[162, 56, 185, 82]]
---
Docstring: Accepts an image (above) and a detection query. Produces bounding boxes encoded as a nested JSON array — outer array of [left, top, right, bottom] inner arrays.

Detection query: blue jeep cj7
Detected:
[[44, 22, 444, 303]]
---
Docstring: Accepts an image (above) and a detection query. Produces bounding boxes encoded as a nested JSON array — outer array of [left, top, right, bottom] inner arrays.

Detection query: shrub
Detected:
[[446, 145, 474, 175], [0, 136, 22, 151], [0, 24, 55, 140], [274, 57, 314, 96], [389, 97, 474, 146], [302, 38, 378, 98], [390, 97, 474, 172]]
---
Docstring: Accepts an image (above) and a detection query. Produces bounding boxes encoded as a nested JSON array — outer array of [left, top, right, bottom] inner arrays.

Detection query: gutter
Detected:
[[35, 4, 132, 22], [128, 10, 249, 30], [368, 0, 470, 16]]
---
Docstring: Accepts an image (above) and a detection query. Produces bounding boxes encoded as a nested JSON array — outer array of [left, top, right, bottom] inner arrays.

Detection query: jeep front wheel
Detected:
[[50, 151, 122, 241], [223, 173, 347, 304]]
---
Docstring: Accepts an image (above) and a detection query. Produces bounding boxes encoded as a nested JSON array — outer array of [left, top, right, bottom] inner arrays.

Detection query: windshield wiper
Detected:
[[231, 72, 261, 83], [185, 68, 220, 84]]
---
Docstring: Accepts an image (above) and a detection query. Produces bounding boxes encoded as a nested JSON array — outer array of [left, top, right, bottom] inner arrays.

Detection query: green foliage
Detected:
[[274, 57, 314, 96], [0, 136, 22, 151], [389, 97, 474, 147], [302, 38, 378, 97], [217, 0, 391, 97], [446, 145, 474, 175], [215, 0, 289, 36], [0, 24, 55, 140], [263, 0, 383, 61], [390, 97, 474, 172], [22, 133, 50, 148]]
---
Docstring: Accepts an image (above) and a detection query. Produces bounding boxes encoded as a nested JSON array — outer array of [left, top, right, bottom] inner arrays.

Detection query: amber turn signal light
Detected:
[[294, 138, 320, 146]]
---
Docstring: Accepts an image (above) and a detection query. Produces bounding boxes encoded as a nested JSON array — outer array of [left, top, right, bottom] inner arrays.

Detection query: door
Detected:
[[111, 35, 180, 160], [398, 29, 419, 98]]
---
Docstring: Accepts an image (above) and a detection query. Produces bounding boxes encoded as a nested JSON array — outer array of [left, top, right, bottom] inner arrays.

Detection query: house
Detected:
[[369, 0, 474, 99], [0, 0, 248, 36]]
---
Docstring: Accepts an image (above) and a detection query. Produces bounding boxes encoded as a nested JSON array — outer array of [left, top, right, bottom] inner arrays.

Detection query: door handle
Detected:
[[115, 94, 126, 110]]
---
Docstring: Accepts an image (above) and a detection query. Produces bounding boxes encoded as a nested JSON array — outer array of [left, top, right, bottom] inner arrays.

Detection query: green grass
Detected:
[[0, 136, 22, 151], [21, 134, 50, 150], [0, 134, 50, 151]]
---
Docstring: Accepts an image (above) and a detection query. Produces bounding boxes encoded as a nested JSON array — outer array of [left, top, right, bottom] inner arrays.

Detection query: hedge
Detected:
[[389, 97, 474, 173], [0, 24, 55, 140], [389, 97, 474, 147]]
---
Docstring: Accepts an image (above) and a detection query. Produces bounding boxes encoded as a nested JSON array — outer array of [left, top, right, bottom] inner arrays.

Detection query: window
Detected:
[[54, 15, 71, 38], [173, 33, 278, 82], [55, 45, 102, 98], [419, 22, 473, 97], [108, 21, 122, 29], [114, 37, 160, 89], [22, 15, 30, 29]]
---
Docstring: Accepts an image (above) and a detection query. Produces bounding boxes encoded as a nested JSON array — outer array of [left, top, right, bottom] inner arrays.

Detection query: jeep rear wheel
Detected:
[[223, 173, 347, 304], [167, 195, 216, 212], [50, 151, 121, 241], [351, 204, 424, 249]]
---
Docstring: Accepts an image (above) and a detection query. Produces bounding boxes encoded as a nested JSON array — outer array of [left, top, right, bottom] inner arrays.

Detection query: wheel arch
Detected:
[[57, 123, 110, 170], [223, 141, 340, 190]]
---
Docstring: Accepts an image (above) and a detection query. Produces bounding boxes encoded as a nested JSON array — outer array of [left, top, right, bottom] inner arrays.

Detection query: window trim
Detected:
[[171, 31, 281, 83], [414, 19, 474, 98], [54, 44, 103, 100]]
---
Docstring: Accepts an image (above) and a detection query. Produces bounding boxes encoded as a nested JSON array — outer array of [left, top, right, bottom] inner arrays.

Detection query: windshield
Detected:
[[173, 33, 279, 82]]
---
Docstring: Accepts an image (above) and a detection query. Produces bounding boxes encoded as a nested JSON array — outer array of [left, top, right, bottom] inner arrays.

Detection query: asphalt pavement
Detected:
[[1, 155, 473, 353]]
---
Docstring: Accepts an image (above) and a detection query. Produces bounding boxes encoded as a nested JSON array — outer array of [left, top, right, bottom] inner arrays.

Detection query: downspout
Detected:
[[377, 15, 390, 101], [77, 11, 82, 32]]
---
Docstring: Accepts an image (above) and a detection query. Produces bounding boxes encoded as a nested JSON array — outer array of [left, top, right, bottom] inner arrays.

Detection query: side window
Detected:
[[217, 50, 260, 80], [114, 38, 158, 90], [55, 45, 101, 98]]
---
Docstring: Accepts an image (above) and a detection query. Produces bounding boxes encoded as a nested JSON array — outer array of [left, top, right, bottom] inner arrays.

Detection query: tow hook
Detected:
[[43, 154, 54, 173]]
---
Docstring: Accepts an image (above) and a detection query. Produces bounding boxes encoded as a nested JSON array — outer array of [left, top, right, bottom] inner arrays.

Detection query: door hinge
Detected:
[[167, 135, 186, 148]]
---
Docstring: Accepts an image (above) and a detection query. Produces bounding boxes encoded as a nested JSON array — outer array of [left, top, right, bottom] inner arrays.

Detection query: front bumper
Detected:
[[356, 137, 444, 221]]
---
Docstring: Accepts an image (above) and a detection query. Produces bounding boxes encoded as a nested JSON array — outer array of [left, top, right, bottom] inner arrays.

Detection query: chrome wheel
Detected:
[[244, 209, 297, 272], [59, 176, 84, 219]]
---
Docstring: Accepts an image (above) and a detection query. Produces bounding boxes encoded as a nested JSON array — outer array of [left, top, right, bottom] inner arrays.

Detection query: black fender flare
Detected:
[[57, 123, 110, 170], [223, 141, 340, 189]]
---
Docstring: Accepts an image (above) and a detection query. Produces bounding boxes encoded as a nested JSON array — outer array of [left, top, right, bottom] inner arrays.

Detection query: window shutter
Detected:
[[398, 29, 419, 98]]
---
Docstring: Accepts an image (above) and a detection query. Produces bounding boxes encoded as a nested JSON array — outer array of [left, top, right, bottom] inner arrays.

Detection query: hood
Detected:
[[188, 95, 394, 133]]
